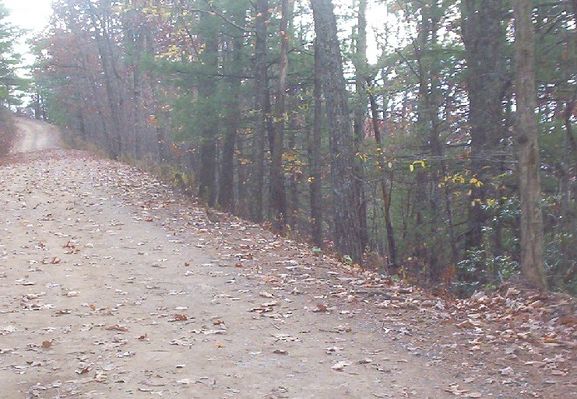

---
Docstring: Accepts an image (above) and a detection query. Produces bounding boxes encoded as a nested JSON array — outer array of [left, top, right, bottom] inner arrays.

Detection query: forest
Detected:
[[0, 1, 24, 154], [22, 0, 577, 295]]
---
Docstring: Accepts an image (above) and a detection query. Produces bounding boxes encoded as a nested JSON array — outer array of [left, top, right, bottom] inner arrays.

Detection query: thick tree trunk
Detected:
[[461, 0, 506, 250], [311, 0, 363, 263], [197, 23, 219, 207], [309, 39, 323, 248], [513, 0, 547, 290], [253, 0, 272, 223], [218, 50, 241, 212]]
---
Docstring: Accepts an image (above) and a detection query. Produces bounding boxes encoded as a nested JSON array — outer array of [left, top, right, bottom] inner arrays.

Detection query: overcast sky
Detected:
[[4, 0, 53, 68], [2, 0, 390, 69], [5, 0, 52, 32]]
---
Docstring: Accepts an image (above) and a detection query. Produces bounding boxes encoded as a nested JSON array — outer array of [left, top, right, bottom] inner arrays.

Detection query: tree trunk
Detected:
[[197, 19, 219, 207], [513, 0, 547, 290], [270, 0, 292, 231], [368, 84, 398, 269], [352, 0, 368, 251], [461, 0, 506, 250], [309, 39, 323, 248], [253, 0, 272, 223], [218, 9, 246, 213], [311, 0, 363, 263], [85, 1, 123, 159]]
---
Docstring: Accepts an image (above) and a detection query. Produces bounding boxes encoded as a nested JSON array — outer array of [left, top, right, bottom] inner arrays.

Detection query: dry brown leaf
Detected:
[[313, 303, 328, 313], [75, 367, 90, 375]]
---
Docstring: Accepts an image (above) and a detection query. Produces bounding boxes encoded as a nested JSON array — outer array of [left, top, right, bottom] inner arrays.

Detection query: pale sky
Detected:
[[4, 0, 52, 32], [4, 0, 53, 68]]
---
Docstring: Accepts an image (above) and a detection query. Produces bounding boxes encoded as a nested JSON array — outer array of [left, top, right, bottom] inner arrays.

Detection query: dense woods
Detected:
[[0, 1, 24, 155], [31, 0, 577, 295]]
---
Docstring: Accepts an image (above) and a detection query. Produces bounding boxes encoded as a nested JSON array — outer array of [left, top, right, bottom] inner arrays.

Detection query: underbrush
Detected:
[[60, 133, 109, 157], [0, 109, 16, 156], [131, 157, 196, 197]]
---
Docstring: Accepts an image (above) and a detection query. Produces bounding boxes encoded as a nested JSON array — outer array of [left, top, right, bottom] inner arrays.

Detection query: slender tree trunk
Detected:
[[311, 0, 363, 263], [79, 52, 111, 150], [218, 11, 246, 213], [86, 3, 123, 159], [198, 21, 219, 206], [413, 0, 432, 265], [287, 111, 299, 229], [353, 0, 368, 251], [253, 0, 272, 222], [513, 0, 547, 290], [427, 0, 444, 280], [237, 137, 250, 218], [270, 0, 292, 231], [368, 85, 398, 268]]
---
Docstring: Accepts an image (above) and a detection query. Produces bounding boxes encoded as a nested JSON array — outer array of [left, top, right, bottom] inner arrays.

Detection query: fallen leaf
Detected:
[[313, 303, 328, 313], [331, 360, 351, 371], [173, 314, 188, 321], [105, 324, 129, 332], [75, 367, 90, 375]]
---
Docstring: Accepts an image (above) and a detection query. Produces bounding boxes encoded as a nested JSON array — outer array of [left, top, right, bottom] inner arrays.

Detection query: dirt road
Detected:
[[1, 121, 451, 398], [9, 118, 61, 154], [1, 120, 575, 398]]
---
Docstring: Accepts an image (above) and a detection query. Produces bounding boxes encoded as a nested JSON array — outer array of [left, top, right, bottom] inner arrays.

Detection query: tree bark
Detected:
[[368, 84, 398, 268], [309, 39, 323, 248], [513, 0, 547, 290], [85, 1, 123, 159], [461, 0, 506, 250], [253, 0, 272, 223], [311, 0, 363, 263], [218, 8, 246, 213], [352, 0, 368, 251], [270, 0, 292, 231], [197, 18, 219, 207]]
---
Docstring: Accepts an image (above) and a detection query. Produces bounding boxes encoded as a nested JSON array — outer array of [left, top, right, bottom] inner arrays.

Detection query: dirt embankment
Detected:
[[0, 111, 18, 156]]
